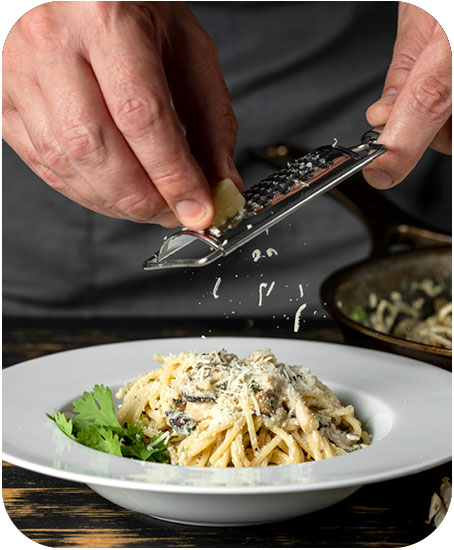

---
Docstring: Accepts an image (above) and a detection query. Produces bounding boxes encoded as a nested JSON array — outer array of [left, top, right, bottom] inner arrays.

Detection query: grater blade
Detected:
[[143, 130, 386, 270]]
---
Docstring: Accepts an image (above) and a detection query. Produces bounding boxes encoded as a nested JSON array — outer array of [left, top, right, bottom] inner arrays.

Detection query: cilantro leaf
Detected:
[[72, 384, 122, 431], [47, 385, 172, 464], [47, 411, 75, 440], [76, 425, 122, 456], [120, 426, 171, 463]]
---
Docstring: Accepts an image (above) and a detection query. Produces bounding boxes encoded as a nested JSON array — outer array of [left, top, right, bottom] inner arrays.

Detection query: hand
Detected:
[[364, 2, 451, 189], [2, 1, 241, 229]]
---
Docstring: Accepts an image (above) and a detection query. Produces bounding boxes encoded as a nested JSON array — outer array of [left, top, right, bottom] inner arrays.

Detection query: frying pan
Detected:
[[253, 145, 452, 370]]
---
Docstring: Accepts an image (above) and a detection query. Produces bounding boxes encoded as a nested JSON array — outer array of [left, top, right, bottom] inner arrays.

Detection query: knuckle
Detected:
[[19, 6, 62, 53], [21, 146, 44, 172], [38, 139, 73, 176], [114, 189, 159, 220], [152, 171, 188, 196], [24, 146, 69, 189], [114, 95, 165, 138], [388, 51, 416, 74], [391, 51, 416, 70], [410, 75, 452, 119], [40, 165, 68, 190], [2, 98, 17, 118], [59, 123, 106, 164]]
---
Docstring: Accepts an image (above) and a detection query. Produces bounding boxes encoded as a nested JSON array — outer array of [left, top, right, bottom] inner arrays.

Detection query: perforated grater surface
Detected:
[[143, 130, 386, 270]]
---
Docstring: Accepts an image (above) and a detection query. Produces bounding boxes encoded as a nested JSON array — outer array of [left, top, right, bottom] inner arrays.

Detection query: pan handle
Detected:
[[250, 144, 451, 258], [328, 176, 451, 257]]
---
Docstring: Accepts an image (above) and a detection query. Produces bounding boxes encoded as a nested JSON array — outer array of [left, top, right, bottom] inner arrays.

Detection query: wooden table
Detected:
[[2, 318, 450, 548]]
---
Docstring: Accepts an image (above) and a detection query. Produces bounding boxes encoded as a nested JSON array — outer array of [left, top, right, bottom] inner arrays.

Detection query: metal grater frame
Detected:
[[143, 130, 386, 270]]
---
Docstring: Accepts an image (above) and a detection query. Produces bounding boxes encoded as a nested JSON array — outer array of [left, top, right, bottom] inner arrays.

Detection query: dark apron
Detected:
[[2, 2, 451, 320]]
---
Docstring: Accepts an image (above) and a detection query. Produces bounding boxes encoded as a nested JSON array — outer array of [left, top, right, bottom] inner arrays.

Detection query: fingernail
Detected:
[[175, 200, 209, 224], [377, 88, 398, 105], [364, 168, 394, 189]]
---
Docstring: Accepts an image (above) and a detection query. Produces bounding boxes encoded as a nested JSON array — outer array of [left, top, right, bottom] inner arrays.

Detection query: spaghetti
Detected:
[[116, 349, 370, 467], [352, 279, 452, 350]]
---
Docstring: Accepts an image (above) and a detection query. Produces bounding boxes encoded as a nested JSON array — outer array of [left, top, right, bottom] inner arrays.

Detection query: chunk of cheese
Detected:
[[211, 178, 246, 228]]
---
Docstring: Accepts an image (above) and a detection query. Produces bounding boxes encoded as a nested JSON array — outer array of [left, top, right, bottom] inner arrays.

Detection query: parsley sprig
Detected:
[[47, 384, 171, 463]]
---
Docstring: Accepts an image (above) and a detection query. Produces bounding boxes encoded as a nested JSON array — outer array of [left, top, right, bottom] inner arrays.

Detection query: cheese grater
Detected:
[[143, 130, 386, 270]]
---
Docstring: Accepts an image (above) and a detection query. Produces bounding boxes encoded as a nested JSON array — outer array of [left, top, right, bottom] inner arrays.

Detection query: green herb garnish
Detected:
[[250, 380, 260, 390], [350, 308, 367, 323], [47, 384, 171, 463]]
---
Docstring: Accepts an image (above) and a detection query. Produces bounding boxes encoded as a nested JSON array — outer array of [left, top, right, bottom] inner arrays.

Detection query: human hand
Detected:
[[3, 1, 241, 229], [364, 2, 451, 189]]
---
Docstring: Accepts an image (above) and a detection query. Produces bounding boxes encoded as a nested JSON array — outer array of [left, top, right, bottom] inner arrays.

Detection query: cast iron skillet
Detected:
[[253, 145, 452, 370]]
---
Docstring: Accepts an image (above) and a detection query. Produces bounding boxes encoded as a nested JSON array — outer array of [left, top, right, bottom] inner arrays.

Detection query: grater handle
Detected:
[[361, 129, 381, 144], [349, 130, 382, 155]]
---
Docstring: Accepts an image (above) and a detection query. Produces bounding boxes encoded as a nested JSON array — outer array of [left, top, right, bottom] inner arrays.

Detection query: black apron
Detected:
[[2, 1, 451, 320]]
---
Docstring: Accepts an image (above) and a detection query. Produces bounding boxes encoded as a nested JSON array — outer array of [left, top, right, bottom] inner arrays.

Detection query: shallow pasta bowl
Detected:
[[2, 337, 451, 526]]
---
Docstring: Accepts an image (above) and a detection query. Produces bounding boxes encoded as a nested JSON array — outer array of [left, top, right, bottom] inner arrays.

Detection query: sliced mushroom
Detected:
[[165, 410, 197, 435], [256, 390, 279, 416], [181, 390, 216, 403]]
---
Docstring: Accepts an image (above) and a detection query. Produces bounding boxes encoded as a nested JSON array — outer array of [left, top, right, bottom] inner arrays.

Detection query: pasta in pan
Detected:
[[350, 279, 452, 350], [116, 349, 370, 467]]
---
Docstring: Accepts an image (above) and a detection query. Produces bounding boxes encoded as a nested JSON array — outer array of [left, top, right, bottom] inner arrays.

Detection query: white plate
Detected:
[[2, 337, 451, 526]]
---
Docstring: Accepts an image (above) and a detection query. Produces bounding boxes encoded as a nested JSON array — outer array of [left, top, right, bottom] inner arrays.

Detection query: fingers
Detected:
[[364, 24, 451, 189], [4, 78, 134, 219], [6, 100, 182, 227], [33, 51, 178, 223], [3, 107, 117, 218], [5, 2, 216, 229], [6, 51, 181, 225], [164, 12, 243, 192], [87, 14, 215, 230], [366, 3, 437, 128]]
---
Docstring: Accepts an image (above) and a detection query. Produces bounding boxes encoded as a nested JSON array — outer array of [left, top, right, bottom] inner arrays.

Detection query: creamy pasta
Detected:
[[351, 279, 452, 350], [116, 349, 370, 467]]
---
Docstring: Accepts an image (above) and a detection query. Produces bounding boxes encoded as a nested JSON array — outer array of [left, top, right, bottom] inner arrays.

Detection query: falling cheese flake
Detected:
[[294, 303, 307, 332], [266, 281, 275, 297], [298, 284, 304, 298], [252, 249, 262, 262], [212, 277, 222, 299], [266, 248, 278, 257], [258, 283, 268, 307]]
